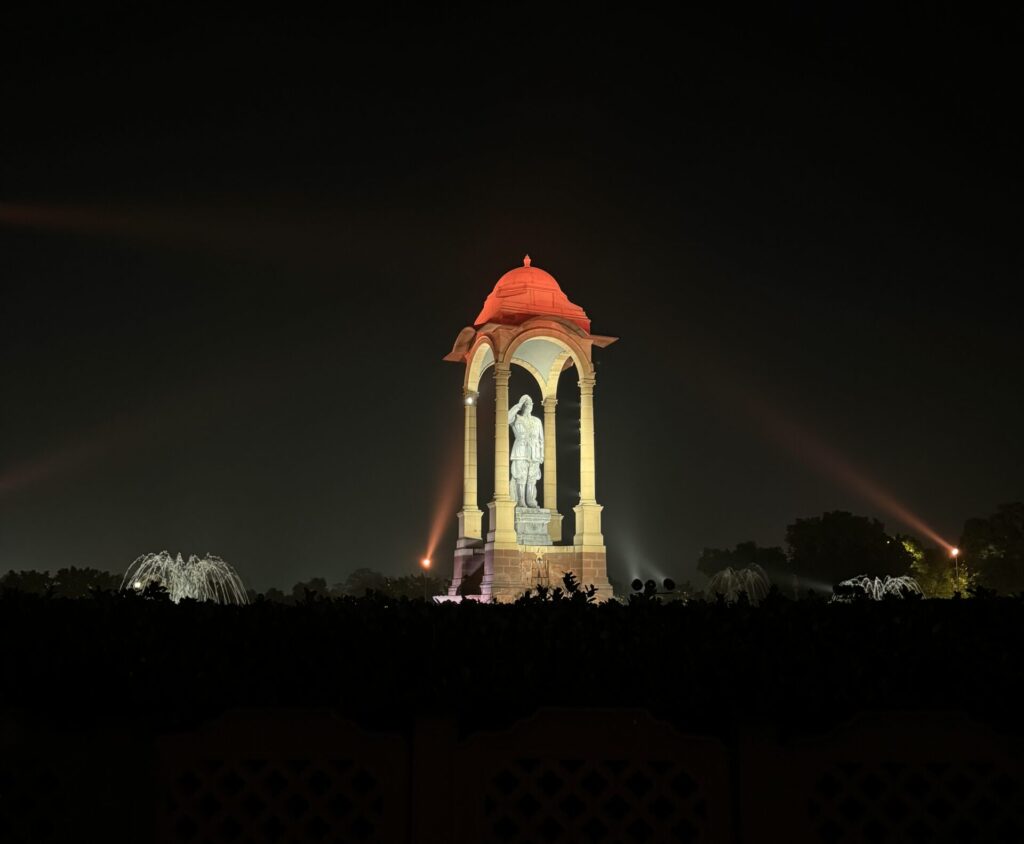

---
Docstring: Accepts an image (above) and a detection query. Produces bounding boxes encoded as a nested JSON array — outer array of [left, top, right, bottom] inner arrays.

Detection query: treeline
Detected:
[[261, 568, 449, 603], [697, 503, 1024, 596], [0, 565, 449, 602], [0, 566, 122, 597], [4, 503, 1021, 601]]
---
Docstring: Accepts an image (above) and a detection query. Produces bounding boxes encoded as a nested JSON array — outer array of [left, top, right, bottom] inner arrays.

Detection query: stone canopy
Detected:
[[473, 255, 592, 333], [443, 255, 617, 603]]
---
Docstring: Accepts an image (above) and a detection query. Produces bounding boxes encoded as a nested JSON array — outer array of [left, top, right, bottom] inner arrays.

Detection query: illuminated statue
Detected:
[[508, 394, 544, 507]]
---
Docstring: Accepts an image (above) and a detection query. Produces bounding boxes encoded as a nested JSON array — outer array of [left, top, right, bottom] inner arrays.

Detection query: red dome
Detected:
[[474, 255, 591, 333]]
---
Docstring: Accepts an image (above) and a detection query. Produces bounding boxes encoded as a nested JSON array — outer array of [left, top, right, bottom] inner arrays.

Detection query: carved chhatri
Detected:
[[444, 256, 617, 602]]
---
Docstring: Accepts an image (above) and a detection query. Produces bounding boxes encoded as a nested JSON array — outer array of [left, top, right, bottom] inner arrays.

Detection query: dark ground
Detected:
[[2, 592, 1020, 736]]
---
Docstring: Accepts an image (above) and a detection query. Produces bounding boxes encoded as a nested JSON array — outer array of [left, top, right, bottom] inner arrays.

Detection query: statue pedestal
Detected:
[[514, 507, 553, 546]]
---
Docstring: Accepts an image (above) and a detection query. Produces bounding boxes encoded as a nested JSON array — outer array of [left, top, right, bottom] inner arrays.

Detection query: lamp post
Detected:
[[951, 547, 960, 594], [420, 557, 431, 601]]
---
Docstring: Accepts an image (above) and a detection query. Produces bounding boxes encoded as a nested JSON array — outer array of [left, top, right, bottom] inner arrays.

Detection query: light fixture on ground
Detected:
[[420, 557, 431, 600], [630, 578, 676, 598]]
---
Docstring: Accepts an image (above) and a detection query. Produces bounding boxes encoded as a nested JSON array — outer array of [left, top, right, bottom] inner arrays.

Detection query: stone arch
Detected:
[[503, 325, 593, 400], [509, 357, 548, 395], [464, 337, 496, 394]]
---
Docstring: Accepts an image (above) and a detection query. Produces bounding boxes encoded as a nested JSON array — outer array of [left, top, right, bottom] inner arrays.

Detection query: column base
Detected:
[[449, 537, 485, 597], [486, 499, 518, 545], [456, 507, 484, 541], [547, 512, 563, 543], [572, 502, 605, 547]]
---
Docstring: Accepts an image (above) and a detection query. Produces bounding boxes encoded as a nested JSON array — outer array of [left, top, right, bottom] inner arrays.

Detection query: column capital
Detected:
[[542, 396, 558, 408], [578, 375, 596, 391], [462, 388, 479, 404], [493, 364, 511, 384]]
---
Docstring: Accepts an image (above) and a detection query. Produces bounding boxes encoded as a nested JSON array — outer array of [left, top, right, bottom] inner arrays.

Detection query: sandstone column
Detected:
[[457, 388, 483, 539], [488, 363, 517, 545], [573, 374, 604, 547], [542, 396, 562, 542]]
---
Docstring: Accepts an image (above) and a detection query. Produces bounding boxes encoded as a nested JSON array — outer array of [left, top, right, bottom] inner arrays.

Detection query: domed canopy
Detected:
[[474, 255, 591, 333]]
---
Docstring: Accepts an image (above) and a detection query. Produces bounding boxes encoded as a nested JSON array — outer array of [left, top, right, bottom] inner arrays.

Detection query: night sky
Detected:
[[2, 6, 1020, 590]]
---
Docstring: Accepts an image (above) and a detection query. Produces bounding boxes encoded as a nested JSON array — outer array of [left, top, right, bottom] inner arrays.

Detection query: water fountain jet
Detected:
[[121, 551, 249, 605]]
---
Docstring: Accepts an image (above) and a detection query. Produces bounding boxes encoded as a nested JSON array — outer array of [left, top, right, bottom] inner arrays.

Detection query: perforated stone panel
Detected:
[[808, 760, 1024, 843], [454, 709, 731, 843], [165, 757, 389, 843], [740, 712, 1024, 844], [484, 756, 710, 843], [156, 710, 408, 843]]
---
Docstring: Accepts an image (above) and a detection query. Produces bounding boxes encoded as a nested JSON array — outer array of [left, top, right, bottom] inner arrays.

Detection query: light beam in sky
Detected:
[[424, 429, 463, 567], [0, 200, 354, 265], [681, 338, 956, 551]]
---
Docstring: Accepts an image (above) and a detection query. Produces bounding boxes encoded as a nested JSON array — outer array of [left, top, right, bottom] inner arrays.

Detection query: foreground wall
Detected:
[[2, 708, 1022, 843]]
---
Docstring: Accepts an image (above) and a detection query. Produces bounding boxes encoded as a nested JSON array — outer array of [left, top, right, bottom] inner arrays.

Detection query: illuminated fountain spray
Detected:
[[830, 574, 923, 602], [705, 565, 771, 605], [122, 551, 249, 605]]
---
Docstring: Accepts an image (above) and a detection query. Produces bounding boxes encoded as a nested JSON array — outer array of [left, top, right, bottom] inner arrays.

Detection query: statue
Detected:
[[508, 394, 544, 508]]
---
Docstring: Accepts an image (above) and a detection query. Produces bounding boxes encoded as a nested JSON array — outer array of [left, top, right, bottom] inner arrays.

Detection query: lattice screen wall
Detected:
[[484, 756, 712, 842]]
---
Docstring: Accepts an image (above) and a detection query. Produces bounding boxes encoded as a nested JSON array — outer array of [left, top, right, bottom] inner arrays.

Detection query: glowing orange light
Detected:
[[951, 547, 960, 557], [421, 558, 431, 570]]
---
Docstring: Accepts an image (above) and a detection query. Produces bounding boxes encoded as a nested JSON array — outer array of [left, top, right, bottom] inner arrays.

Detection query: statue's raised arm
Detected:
[[508, 395, 527, 426]]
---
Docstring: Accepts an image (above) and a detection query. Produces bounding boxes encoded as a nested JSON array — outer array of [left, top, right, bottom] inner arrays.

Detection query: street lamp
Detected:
[[420, 557, 431, 601], [951, 547, 960, 593]]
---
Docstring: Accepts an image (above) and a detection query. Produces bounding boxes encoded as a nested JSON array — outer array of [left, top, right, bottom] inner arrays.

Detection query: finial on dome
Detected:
[[523, 254, 531, 267]]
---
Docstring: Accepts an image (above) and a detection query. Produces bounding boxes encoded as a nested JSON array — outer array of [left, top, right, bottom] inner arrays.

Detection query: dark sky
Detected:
[[2, 6, 1020, 589]]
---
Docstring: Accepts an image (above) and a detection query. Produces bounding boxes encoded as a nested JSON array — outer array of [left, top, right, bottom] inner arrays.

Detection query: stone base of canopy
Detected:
[[470, 543, 612, 603]]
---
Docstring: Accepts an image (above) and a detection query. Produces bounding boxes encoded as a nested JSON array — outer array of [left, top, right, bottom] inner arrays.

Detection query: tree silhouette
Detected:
[[52, 567, 121, 598], [0, 569, 54, 595], [786, 511, 912, 586], [960, 502, 1024, 594], [696, 541, 787, 578]]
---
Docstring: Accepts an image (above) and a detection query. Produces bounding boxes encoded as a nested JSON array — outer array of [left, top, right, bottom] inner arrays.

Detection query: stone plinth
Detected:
[[514, 507, 553, 546], [479, 544, 614, 603]]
